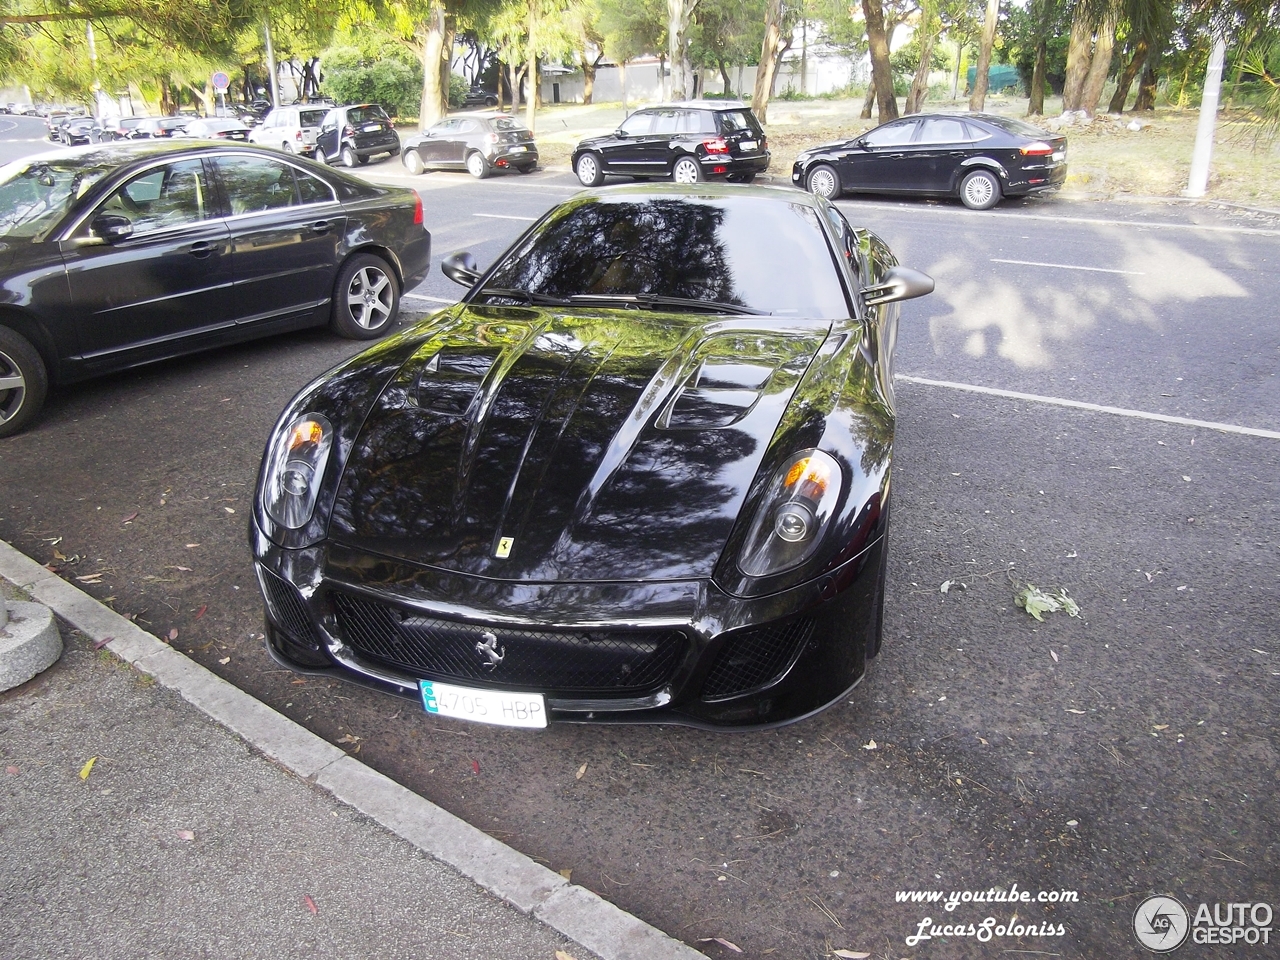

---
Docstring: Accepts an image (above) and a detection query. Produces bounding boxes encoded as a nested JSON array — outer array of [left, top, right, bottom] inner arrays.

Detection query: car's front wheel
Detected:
[[806, 163, 841, 200], [0, 327, 49, 439], [331, 254, 400, 340], [341, 145, 358, 168], [466, 151, 489, 179], [672, 155, 701, 184], [959, 169, 1002, 210], [312, 147, 328, 165], [575, 152, 604, 187], [403, 150, 425, 175]]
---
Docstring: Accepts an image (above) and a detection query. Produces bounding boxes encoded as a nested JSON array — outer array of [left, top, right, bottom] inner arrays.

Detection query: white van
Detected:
[[248, 104, 330, 156]]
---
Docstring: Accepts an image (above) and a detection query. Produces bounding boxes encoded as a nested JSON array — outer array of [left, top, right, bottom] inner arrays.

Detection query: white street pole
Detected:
[[1185, 34, 1226, 199], [264, 18, 281, 107]]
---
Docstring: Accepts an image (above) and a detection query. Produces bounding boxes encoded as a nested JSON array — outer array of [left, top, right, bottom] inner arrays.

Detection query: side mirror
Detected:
[[615, 129, 628, 138], [91, 213, 133, 243], [862, 266, 934, 307], [441, 251, 481, 287]]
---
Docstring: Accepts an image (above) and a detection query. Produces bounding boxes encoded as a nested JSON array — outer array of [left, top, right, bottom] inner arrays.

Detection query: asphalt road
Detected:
[[3, 119, 1278, 959]]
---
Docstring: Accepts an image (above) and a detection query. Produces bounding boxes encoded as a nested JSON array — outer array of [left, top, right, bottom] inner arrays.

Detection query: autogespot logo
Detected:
[[1134, 895, 1191, 952]]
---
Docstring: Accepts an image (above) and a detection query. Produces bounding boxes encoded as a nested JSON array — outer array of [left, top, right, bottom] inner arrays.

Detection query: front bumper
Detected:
[[252, 523, 884, 729]]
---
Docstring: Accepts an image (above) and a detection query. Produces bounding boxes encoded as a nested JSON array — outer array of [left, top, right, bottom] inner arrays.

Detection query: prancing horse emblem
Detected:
[[475, 631, 504, 670]]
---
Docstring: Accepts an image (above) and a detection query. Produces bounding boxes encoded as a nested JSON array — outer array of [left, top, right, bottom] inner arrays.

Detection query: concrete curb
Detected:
[[0, 538, 706, 960], [0, 599, 62, 692]]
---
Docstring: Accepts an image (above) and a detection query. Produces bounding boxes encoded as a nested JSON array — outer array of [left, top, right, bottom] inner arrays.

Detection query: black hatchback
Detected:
[[314, 104, 401, 167], [572, 100, 770, 187], [792, 113, 1067, 210]]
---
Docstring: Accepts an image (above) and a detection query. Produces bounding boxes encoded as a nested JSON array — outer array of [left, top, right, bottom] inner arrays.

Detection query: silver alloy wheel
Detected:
[[342, 145, 358, 167], [961, 170, 999, 209], [672, 156, 700, 184], [575, 153, 601, 186], [466, 152, 487, 178], [345, 265, 394, 330], [807, 165, 839, 199], [403, 150, 425, 175], [0, 347, 27, 427]]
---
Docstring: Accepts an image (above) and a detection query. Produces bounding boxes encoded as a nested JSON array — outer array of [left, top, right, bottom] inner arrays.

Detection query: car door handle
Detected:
[[189, 241, 215, 258], [311, 220, 331, 235]]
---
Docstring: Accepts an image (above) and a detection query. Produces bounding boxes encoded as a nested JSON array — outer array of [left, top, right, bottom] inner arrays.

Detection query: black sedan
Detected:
[[251, 184, 932, 729], [134, 116, 191, 139], [400, 113, 537, 178], [792, 113, 1067, 210], [0, 141, 431, 437], [59, 117, 99, 145]]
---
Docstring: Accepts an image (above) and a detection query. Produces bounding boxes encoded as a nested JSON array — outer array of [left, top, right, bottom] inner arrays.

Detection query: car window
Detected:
[[492, 118, 527, 133], [979, 115, 1053, 138], [299, 109, 327, 128], [678, 111, 713, 134], [457, 120, 479, 134], [295, 169, 334, 204], [347, 106, 390, 125], [863, 120, 918, 147], [215, 156, 304, 215], [916, 117, 972, 144], [96, 159, 211, 234], [619, 112, 653, 137], [650, 110, 680, 135], [715, 110, 758, 135], [483, 195, 850, 319], [0, 158, 112, 240]]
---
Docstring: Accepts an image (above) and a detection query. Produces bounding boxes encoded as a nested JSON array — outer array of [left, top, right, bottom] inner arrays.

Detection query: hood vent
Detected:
[[660, 360, 778, 429], [415, 349, 501, 415]]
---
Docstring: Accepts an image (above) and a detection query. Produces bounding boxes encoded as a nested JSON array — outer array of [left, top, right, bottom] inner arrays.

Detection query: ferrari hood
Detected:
[[328, 305, 832, 582]]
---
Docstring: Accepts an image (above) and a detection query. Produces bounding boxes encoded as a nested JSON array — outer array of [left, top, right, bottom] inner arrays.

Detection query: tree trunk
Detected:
[[720, 60, 731, 94], [861, 82, 874, 119], [968, 0, 998, 111], [1078, 9, 1116, 115], [525, 0, 538, 132], [1061, 6, 1094, 111], [419, 2, 448, 130], [1029, 38, 1047, 114], [1108, 38, 1146, 113], [620, 60, 628, 112], [1134, 59, 1157, 110], [752, 0, 785, 124], [862, 0, 899, 122], [905, 6, 937, 115], [668, 0, 700, 100]]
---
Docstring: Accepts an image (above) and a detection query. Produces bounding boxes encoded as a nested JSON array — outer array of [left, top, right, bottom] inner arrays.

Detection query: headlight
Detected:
[[263, 414, 334, 529], [738, 449, 842, 578]]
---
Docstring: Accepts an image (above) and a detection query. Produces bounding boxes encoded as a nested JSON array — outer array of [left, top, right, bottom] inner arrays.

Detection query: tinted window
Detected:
[[295, 170, 333, 204], [917, 117, 972, 144], [346, 106, 390, 125], [216, 156, 299, 215], [482, 196, 849, 319], [97, 159, 211, 234], [298, 109, 327, 127], [863, 121, 918, 147], [679, 110, 713, 134], [716, 110, 760, 135], [978, 115, 1053, 138], [492, 117, 528, 133], [457, 119, 480, 134], [651, 110, 680, 135]]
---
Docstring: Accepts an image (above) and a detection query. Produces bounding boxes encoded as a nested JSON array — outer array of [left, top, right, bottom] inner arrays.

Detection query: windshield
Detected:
[[347, 106, 390, 125], [480, 194, 850, 319], [0, 158, 111, 240], [299, 109, 327, 127]]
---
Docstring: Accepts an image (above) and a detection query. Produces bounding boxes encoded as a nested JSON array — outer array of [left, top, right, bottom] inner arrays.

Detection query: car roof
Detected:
[[643, 100, 753, 111], [579, 181, 821, 210]]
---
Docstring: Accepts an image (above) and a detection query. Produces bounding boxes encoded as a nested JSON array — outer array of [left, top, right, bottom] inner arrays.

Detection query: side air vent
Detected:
[[415, 350, 500, 415], [660, 360, 775, 429]]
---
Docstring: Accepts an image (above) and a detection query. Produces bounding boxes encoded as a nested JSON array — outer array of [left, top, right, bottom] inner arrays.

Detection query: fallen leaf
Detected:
[[185, 543, 200, 548], [79, 757, 97, 780], [93, 636, 114, 650], [862, 740, 878, 751], [940, 579, 954, 594], [303, 894, 318, 915], [6, 766, 19, 775], [1066, 819, 1079, 827], [471, 759, 480, 775], [832, 952, 871, 959], [1014, 583, 1081, 621], [559, 867, 573, 881], [697, 938, 744, 953], [76, 573, 103, 584], [1153, 724, 1169, 731], [1050, 649, 1059, 663], [218, 657, 230, 665], [1066, 708, 1086, 714], [175, 829, 195, 841], [336, 734, 362, 745], [575, 762, 588, 780], [555, 952, 579, 960], [224, 507, 235, 514], [167, 628, 178, 642], [122, 511, 138, 523], [193, 604, 207, 620], [175, 565, 192, 572]]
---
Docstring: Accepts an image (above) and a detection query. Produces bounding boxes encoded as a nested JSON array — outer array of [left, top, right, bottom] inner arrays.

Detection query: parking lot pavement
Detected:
[[0, 545, 701, 960]]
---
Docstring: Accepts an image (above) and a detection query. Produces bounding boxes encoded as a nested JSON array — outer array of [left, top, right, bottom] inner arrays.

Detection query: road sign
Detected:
[[212, 71, 230, 91]]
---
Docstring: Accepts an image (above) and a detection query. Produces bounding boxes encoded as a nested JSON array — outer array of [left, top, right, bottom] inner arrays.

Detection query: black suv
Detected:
[[572, 101, 769, 187], [314, 103, 401, 167]]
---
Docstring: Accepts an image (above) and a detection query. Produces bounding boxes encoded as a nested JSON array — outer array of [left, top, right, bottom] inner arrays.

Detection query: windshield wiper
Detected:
[[567, 293, 767, 316], [473, 286, 571, 306]]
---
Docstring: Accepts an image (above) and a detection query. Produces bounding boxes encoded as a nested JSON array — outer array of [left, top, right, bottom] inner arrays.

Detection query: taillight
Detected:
[[295, 130, 303, 140], [485, 132, 499, 144], [412, 190, 423, 226], [702, 137, 729, 154], [343, 125, 355, 138], [1020, 141, 1053, 156]]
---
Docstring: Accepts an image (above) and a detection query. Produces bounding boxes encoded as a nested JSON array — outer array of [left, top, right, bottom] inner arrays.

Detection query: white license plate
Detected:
[[420, 679, 547, 728], [363, 123, 383, 133], [509, 145, 526, 152], [1052, 151, 1065, 161], [740, 140, 757, 151]]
